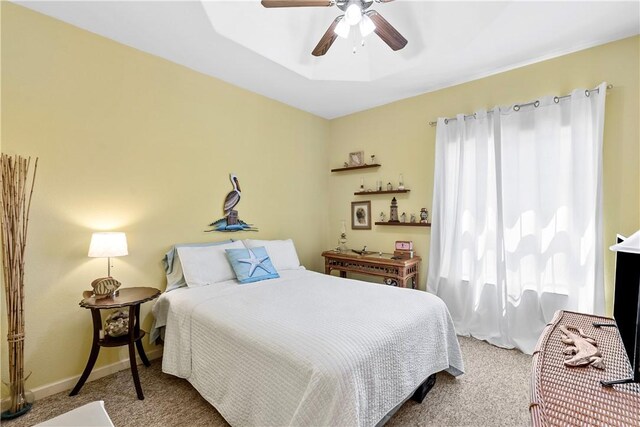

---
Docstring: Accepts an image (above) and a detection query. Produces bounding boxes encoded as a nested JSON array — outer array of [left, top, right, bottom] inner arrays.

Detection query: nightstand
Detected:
[[69, 287, 160, 400]]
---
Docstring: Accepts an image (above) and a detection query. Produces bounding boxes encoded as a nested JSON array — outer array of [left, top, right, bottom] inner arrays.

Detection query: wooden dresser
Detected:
[[530, 310, 640, 426]]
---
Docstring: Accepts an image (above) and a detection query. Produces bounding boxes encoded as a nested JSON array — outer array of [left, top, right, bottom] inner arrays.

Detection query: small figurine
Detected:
[[377, 180, 382, 191], [389, 197, 399, 222], [398, 174, 405, 190], [371, 155, 376, 164], [360, 178, 364, 192], [410, 213, 417, 223], [387, 182, 393, 191], [379, 211, 386, 222], [400, 212, 406, 223], [420, 208, 429, 223], [344, 162, 349, 167]]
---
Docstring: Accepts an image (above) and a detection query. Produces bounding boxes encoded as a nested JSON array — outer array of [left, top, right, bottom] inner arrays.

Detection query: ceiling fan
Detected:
[[261, 0, 408, 56]]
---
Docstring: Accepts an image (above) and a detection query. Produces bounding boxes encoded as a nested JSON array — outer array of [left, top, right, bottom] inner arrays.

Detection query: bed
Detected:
[[152, 240, 464, 426]]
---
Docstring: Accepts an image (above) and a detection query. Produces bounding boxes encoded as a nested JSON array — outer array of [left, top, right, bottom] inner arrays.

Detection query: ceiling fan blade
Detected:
[[365, 10, 407, 51], [312, 16, 342, 56], [261, 0, 333, 7]]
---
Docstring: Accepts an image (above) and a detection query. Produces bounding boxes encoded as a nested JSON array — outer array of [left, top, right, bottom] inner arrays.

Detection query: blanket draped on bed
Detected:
[[153, 269, 464, 427]]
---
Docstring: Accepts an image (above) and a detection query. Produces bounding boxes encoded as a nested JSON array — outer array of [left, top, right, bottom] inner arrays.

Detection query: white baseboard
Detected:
[[1, 348, 163, 411]]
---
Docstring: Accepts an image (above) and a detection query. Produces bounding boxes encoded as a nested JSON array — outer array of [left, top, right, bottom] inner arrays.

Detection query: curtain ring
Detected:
[[444, 118, 449, 124], [534, 100, 540, 108], [513, 105, 520, 111], [553, 96, 560, 104], [585, 90, 590, 97]]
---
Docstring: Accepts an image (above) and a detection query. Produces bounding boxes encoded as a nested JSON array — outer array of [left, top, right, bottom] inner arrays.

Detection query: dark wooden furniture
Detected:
[[70, 287, 160, 400], [322, 250, 421, 289], [530, 310, 640, 426], [330, 164, 381, 172]]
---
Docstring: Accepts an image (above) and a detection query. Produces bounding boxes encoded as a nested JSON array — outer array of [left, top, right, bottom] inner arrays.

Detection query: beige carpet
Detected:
[[4, 337, 531, 427]]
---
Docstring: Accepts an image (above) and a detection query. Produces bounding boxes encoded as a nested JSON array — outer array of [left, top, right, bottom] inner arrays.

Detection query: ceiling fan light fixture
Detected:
[[344, 3, 362, 25], [334, 17, 350, 38], [359, 14, 375, 37]]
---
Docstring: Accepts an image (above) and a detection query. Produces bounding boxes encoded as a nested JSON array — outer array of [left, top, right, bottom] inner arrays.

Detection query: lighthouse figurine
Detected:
[[389, 197, 400, 222]]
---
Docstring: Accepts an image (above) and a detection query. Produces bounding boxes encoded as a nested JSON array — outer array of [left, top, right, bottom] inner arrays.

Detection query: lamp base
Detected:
[[1, 403, 32, 420]]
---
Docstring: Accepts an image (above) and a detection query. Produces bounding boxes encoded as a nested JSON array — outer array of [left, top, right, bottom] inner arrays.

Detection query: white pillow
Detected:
[[242, 239, 301, 271], [163, 240, 233, 292], [177, 240, 245, 287]]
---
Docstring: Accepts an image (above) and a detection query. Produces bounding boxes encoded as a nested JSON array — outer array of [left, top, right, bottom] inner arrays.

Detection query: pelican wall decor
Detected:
[[206, 173, 258, 232]]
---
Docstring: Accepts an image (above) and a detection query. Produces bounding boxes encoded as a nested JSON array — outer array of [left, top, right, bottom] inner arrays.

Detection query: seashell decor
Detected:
[[91, 277, 121, 299], [104, 310, 129, 337]]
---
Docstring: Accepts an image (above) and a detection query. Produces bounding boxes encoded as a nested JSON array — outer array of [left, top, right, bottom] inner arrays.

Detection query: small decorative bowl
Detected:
[[91, 277, 121, 299]]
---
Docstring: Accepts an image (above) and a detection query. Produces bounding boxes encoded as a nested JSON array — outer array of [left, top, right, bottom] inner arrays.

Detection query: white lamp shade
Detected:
[[610, 230, 640, 254], [334, 18, 350, 39], [344, 3, 362, 25], [359, 14, 375, 37], [88, 232, 128, 258]]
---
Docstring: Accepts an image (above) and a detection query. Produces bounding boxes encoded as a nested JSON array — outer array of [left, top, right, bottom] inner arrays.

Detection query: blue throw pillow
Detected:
[[225, 247, 280, 284]]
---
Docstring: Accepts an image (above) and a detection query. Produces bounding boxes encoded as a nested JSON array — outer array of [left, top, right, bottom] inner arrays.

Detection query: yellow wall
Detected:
[[328, 36, 640, 311], [1, 2, 638, 394], [1, 3, 329, 393]]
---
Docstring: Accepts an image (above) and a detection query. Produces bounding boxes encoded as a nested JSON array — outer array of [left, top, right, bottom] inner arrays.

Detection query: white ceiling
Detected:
[[14, 0, 640, 119]]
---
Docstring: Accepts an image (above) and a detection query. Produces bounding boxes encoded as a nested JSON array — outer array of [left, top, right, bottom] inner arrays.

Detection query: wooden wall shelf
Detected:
[[331, 164, 381, 172], [354, 189, 410, 195], [375, 222, 431, 227]]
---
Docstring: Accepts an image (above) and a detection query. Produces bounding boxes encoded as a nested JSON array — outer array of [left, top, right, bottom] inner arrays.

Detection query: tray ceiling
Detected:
[[14, 1, 640, 119]]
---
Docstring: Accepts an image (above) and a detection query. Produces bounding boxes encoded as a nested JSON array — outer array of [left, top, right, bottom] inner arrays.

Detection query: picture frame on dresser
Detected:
[[351, 201, 371, 230]]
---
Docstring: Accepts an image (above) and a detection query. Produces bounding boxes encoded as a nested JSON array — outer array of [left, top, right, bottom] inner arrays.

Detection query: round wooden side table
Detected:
[[69, 287, 160, 400]]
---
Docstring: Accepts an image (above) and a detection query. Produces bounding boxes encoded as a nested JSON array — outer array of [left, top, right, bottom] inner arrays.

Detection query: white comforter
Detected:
[[152, 269, 464, 427]]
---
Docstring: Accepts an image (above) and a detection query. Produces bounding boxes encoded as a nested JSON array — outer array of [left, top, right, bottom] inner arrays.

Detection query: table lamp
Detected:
[[88, 232, 128, 298]]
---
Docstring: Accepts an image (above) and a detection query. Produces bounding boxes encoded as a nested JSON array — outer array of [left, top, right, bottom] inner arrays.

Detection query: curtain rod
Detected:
[[428, 83, 613, 127]]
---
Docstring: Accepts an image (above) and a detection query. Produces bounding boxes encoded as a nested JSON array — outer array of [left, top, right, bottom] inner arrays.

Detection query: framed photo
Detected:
[[351, 201, 371, 230], [348, 151, 364, 167]]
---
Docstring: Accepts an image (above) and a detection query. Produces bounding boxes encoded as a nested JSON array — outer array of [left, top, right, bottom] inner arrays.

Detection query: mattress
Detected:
[[152, 268, 464, 426]]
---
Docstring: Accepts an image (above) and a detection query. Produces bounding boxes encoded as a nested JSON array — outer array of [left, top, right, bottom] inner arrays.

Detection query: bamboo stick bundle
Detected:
[[1, 154, 37, 418]]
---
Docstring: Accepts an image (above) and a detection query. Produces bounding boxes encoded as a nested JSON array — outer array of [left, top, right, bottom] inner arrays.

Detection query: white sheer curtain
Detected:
[[428, 82, 607, 354]]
